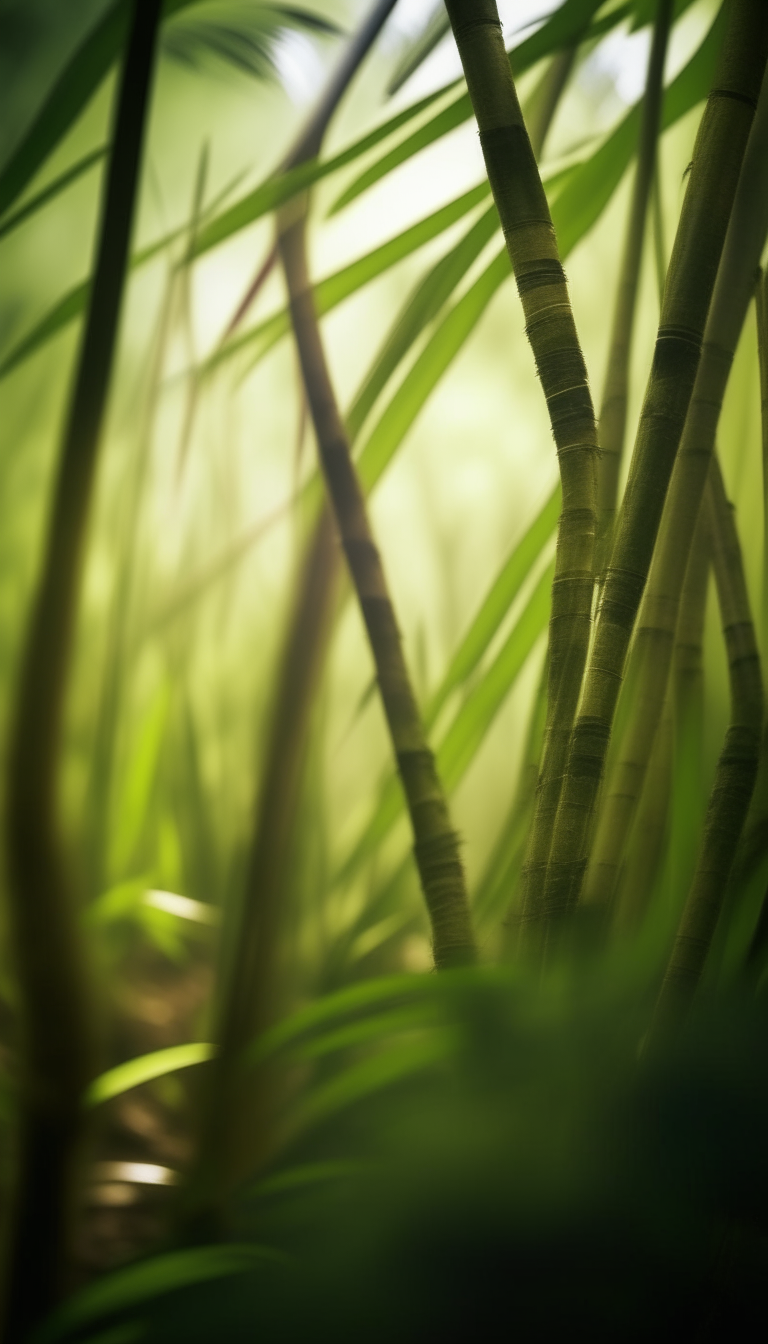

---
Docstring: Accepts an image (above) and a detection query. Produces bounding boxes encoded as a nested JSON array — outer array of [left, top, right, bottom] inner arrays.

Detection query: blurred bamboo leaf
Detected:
[[0, 146, 106, 241], [162, 2, 340, 81], [294, 1031, 457, 1130], [108, 679, 170, 877], [357, 249, 511, 491], [33, 1244, 281, 1344], [205, 180, 492, 375], [84, 1042, 215, 1108], [425, 488, 561, 728]]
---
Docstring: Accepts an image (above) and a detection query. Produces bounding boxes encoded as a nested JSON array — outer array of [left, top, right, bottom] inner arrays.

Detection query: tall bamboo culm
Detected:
[[582, 59, 768, 911], [656, 456, 763, 1022], [443, 0, 598, 926], [1, 3, 162, 1337], [541, 0, 768, 925], [596, 0, 674, 571]]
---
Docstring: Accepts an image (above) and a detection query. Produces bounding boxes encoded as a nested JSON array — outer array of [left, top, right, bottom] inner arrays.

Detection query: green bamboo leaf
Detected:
[[32, 1245, 281, 1344], [249, 972, 432, 1063], [109, 678, 170, 875], [205, 181, 491, 376], [0, 169, 245, 381], [357, 248, 511, 492], [295, 1032, 456, 1130], [436, 558, 553, 790], [0, 146, 106, 241], [292, 1004, 443, 1061], [249, 1160, 366, 1199], [346, 200, 496, 438], [84, 1042, 215, 1108], [0, 1, 130, 220], [191, 85, 448, 256], [426, 487, 561, 727]]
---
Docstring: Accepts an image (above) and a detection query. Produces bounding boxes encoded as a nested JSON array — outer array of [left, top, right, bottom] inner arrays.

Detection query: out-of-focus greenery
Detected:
[[0, 0, 766, 1337]]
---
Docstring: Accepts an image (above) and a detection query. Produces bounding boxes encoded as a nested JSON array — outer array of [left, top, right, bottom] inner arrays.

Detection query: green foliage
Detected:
[[1, 0, 767, 1337]]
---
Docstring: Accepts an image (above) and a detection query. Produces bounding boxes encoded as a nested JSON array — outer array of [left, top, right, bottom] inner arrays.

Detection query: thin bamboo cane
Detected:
[[443, 0, 598, 925], [596, 0, 674, 571], [542, 1, 768, 926], [1, 3, 162, 1335], [655, 456, 763, 1021], [578, 57, 768, 914], [280, 208, 475, 968]]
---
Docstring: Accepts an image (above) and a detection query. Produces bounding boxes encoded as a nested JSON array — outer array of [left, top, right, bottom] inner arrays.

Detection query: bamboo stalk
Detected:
[[1, 2, 162, 1335], [757, 267, 768, 644], [280, 209, 475, 968], [576, 55, 768, 915], [542, 1, 768, 926], [443, 0, 598, 926], [584, 506, 710, 909], [613, 698, 673, 932], [596, 0, 674, 571], [656, 456, 763, 1021]]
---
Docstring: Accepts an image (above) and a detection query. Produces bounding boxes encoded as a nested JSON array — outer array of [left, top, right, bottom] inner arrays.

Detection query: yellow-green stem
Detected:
[[543, 0, 768, 924], [596, 0, 674, 569], [443, 0, 598, 924], [656, 456, 763, 1022]]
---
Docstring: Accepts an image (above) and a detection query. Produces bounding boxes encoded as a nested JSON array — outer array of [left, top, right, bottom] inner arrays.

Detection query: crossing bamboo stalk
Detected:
[[541, 0, 768, 926], [655, 455, 763, 1021], [1, 3, 162, 1336], [443, 0, 598, 924], [596, 0, 674, 570], [577, 55, 768, 914]]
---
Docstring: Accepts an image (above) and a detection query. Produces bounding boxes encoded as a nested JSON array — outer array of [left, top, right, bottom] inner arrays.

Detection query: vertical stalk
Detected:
[[443, 0, 599, 924], [596, 0, 674, 570], [578, 55, 768, 915], [656, 456, 763, 1021], [542, 2, 768, 925], [613, 699, 673, 932], [755, 266, 768, 645], [279, 209, 475, 969], [2, 2, 161, 1336], [584, 506, 710, 908]]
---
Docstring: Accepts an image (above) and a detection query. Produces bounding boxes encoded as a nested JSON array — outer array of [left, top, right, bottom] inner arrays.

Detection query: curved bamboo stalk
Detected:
[[280, 208, 475, 969], [443, 0, 598, 925], [541, 1, 768, 926], [655, 456, 763, 1022], [596, 0, 674, 570], [2, 3, 162, 1335], [578, 57, 768, 914]]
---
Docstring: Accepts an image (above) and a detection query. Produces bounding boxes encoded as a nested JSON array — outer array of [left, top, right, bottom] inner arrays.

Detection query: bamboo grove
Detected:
[[0, 0, 767, 1338]]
